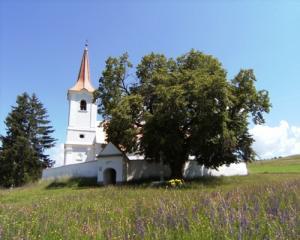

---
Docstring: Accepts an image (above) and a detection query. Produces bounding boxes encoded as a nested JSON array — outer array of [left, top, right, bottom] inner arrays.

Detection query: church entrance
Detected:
[[103, 168, 117, 185]]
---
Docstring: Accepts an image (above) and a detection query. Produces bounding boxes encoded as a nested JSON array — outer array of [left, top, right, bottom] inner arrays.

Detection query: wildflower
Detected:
[[167, 179, 184, 188]]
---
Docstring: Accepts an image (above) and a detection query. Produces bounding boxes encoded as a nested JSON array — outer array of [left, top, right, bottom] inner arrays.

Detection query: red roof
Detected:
[[69, 47, 95, 92]]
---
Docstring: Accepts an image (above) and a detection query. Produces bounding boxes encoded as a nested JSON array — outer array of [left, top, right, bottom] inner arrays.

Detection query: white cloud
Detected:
[[47, 143, 64, 167], [250, 120, 300, 159]]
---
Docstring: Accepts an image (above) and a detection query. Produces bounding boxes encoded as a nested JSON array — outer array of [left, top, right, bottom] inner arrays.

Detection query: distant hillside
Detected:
[[248, 154, 300, 174]]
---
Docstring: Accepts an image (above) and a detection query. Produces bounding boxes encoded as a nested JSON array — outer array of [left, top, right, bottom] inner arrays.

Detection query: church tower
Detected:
[[64, 45, 98, 165]]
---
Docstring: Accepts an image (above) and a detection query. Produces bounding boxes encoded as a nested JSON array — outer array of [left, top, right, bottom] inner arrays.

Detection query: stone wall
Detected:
[[42, 159, 248, 183]]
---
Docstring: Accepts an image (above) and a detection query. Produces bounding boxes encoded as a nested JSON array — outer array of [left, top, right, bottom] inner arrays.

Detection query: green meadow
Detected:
[[248, 155, 300, 174], [0, 157, 299, 240]]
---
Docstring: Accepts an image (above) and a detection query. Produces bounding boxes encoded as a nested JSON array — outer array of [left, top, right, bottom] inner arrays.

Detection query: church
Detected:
[[42, 46, 248, 184]]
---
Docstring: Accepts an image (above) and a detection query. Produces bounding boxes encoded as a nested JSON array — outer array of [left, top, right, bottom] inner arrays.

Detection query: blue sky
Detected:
[[1, 0, 300, 161]]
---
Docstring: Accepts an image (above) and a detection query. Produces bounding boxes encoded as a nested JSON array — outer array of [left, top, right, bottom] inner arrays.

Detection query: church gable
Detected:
[[98, 142, 123, 157]]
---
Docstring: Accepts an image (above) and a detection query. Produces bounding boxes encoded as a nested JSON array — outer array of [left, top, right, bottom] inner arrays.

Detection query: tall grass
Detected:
[[0, 175, 299, 239], [248, 155, 300, 173]]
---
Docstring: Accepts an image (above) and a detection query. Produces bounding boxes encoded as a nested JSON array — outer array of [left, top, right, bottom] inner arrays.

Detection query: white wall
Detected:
[[42, 160, 99, 179], [43, 156, 125, 183], [66, 90, 97, 146], [127, 160, 171, 181], [95, 124, 106, 144], [127, 160, 248, 180], [64, 90, 98, 165], [43, 158, 248, 183], [183, 161, 248, 178], [65, 129, 96, 145], [97, 156, 124, 183], [64, 144, 96, 165], [208, 162, 248, 177], [67, 91, 97, 129]]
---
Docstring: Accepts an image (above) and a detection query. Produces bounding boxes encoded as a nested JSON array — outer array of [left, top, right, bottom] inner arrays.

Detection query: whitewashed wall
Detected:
[[64, 90, 98, 165], [42, 160, 99, 179], [65, 129, 96, 145], [97, 156, 124, 183], [127, 160, 248, 180], [127, 160, 171, 181], [43, 156, 125, 183], [64, 144, 96, 165], [43, 159, 248, 183], [183, 161, 248, 178], [67, 91, 97, 129]]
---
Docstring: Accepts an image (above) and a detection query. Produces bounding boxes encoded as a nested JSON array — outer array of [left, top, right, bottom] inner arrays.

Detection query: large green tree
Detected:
[[94, 50, 271, 178], [0, 93, 56, 187]]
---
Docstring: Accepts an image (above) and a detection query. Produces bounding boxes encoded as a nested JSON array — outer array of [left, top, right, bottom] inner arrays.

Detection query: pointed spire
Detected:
[[69, 44, 95, 93], [85, 40, 88, 50]]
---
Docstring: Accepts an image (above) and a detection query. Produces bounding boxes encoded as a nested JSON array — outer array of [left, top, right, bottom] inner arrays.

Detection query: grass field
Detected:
[[248, 155, 300, 174], [0, 156, 299, 239]]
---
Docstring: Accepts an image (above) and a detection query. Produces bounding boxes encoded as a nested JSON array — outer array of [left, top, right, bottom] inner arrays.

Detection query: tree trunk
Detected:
[[169, 161, 185, 179]]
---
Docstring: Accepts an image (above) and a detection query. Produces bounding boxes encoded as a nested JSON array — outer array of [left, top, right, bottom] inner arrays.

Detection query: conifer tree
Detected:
[[29, 94, 56, 168], [0, 93, 56, 187]]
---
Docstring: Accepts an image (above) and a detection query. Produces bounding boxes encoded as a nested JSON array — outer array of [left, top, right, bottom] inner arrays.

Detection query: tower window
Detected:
[[80, 100, 87, 111], [79, 134, 85, 138]]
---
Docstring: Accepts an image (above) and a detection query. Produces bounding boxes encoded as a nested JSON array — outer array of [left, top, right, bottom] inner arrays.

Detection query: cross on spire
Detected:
[[68, 44, 95, 92]]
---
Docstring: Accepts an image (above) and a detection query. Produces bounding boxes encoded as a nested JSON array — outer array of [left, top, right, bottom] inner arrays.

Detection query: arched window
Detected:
[[80, 100, 87, 111]]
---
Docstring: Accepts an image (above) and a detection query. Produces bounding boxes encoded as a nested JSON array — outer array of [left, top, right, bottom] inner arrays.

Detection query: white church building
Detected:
[[42, 47, 248, 184]]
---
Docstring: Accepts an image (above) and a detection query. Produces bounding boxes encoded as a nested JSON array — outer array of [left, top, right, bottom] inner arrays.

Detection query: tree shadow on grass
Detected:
[[45, 177, 98, 189], [124, 176, 229, 189], [187, 176, 227, 186], [44, 176, 230, 190]]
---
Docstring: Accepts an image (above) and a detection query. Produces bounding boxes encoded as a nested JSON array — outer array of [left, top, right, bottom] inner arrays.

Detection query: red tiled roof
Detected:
[[69, 47, 95, 93]]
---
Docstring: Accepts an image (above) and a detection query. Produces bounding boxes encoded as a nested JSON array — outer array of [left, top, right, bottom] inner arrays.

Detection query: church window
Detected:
[[79, 134, 85, 139], [80, 100, 87, 111]]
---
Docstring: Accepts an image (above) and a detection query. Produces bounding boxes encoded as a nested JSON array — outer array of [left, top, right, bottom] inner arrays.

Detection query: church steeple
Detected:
[[69, 44, 95, 92], [65, 44, 98, 165]]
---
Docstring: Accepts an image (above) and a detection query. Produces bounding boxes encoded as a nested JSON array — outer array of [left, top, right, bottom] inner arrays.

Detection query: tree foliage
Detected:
[[94, 50, 271, 178], [0, 93, 56, 187]]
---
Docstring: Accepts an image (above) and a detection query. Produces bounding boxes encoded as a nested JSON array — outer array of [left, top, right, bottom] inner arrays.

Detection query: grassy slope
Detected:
[[248, 155, 300, 173], [0, 156, 299, 240], [1, 155, 299, 205]]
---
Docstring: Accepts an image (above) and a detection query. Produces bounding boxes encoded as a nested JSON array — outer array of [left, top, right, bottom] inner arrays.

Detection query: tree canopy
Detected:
[[94, 50, 271, 178], [0, 93, 56, 187]]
